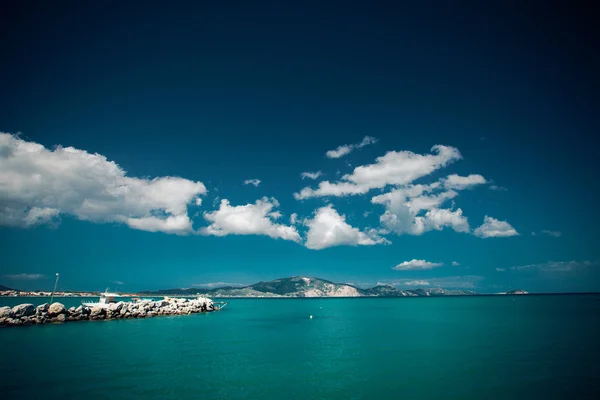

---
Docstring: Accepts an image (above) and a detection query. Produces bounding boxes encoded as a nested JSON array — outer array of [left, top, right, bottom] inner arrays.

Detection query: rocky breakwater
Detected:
[[0, 297, 219, 327]]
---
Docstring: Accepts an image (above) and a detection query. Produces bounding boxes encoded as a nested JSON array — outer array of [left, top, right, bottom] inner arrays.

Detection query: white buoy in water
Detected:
[[309, 315, 313, 319]]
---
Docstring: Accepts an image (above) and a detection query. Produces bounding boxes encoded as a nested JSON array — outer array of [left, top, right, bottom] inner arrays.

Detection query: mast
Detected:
[[50, 273, 59, 303]]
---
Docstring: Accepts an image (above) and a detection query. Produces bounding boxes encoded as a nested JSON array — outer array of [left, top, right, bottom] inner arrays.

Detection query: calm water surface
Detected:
[[1, 295, 599, 399]]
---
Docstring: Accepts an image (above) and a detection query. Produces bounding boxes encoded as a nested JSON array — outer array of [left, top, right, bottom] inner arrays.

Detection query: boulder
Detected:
[[48, 302, 67, 316], [108, 302, 124, 313], [0, 306, 12, 318], [11, 304, 35, 318], [36, 303, 49, 315], [53, 314, 67, 323], [90, 306, 105, 317]]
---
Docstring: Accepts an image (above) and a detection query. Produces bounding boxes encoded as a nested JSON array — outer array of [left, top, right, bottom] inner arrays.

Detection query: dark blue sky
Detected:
[[1, 0, 598, 293]]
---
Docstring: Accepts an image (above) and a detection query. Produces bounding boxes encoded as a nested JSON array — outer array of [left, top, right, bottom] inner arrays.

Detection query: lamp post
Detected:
[[50, 273, 59, 304]]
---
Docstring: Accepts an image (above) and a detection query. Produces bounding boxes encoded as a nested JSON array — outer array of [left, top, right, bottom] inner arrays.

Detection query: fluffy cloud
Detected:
[[0, 133, 206, 234], [200, 197, 301, 242], [378, 204, 469, 236], [325, 136, 377, 159], [300, 171, 322, 180], [474, 216, 519, 238], [243, 179, 261, 187], [296, 145, 461, 199], [404, 280, 431, 286], [304, 204, 386, 250], [452, 261, 460, 266], [392, 259, 443, 270], [290, 213, 298, 225], [443, 174, 487, 190], [2, 273, 45, 280], [496, 268, 506, 272], [510, 260, 595, 272], [489, 185, 507, 191]]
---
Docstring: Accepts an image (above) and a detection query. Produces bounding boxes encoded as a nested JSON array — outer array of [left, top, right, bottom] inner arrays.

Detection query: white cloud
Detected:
[[539, 230, 561, 237], [404, 280, 430, 286], [325, 136, 378, 159], [452, 261, 460, 266], [23, 207, 60, 226], [195, 198, 203, 206], [372, 183, 466, 235], [0, 133, 206, 234], [304, 204, 386, 250], [290, 213, 298, 225], [200, 197, 301, 242], [489, 185, 507, 191], [496, 268, 506, 272], [380, 275, 484, 289], [326, 144, 353, 159], [474, 216, 519, 238], [378, 205, 469, 236], [443, 174, 487, 190], [2, 273, 45, 280], [243, 179, 261, 187], [127, 215, 194, 234], [300, 171, 323, 180], [510, 260, 595, 272], [422, 208, 470, 233], [392, 259, 443, 270], [296, 145, 462, 199], [113, 281, 125, 285]]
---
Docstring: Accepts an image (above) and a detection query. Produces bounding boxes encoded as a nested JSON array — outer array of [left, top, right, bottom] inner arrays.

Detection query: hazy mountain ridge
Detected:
[[140, 277, 479, 297]]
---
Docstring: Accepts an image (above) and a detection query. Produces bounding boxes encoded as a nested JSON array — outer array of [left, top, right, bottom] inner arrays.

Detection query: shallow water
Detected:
[[1, 295, 599, 399]]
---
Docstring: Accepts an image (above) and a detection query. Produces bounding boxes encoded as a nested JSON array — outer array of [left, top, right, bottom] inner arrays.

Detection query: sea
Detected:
[[1, 295, 599, 399]]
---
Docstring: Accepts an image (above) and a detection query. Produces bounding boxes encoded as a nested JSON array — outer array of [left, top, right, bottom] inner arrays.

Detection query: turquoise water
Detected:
[[1, 295, 599, 399]]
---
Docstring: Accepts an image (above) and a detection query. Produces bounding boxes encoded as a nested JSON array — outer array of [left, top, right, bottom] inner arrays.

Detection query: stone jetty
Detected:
[[0, 297, 221, 327]]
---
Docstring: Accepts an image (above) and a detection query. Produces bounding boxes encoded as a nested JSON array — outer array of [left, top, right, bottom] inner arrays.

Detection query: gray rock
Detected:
[[75, 305, 83, 313], [52, 314, 67, 323], [0, 306, 11, 318], [36, 303, 49, 315], [48, 302, 67, 316], [12, 304, 35, 318], [90, 306, 105, 317]]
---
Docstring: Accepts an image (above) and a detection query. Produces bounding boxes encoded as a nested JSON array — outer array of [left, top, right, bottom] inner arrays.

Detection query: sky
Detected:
[[1, 1, 599, 293]]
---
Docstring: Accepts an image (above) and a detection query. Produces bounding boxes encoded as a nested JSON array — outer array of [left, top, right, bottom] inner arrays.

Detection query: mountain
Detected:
[[505, 289, 529, 295], [0, 285, 16, 291], [141, 277, 479, 298]]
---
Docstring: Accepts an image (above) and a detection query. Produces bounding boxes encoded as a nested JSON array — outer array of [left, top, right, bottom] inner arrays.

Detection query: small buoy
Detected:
[[309, 315, 313, 319]]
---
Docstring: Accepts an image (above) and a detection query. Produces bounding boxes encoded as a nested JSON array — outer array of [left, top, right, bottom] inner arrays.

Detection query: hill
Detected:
[[141, 277, 480, 298]]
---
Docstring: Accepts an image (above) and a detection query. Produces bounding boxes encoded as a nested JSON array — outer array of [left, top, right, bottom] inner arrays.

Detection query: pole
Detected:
[[50, 273, 59, 304]]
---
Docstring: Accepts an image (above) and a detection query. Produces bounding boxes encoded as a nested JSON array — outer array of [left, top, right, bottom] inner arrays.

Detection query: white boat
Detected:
[[82, 290, 122, 308]]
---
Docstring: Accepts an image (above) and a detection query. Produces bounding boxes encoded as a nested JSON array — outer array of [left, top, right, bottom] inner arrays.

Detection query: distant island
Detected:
[[141, 276, 484, 298]]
